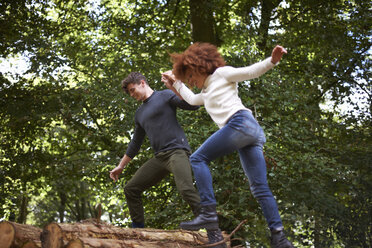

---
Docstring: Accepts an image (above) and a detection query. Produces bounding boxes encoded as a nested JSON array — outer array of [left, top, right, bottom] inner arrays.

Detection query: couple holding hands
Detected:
[[110, 43, 293, 248]]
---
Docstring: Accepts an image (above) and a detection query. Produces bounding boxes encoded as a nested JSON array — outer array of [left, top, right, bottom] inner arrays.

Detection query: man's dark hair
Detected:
[[121, 72, 148, 94]]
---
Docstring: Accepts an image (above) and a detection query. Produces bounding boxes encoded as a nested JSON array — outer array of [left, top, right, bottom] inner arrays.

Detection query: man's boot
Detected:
[[180, 205, 219, 230], [271, 227, 294, 248], [207, 228, 227, 248]]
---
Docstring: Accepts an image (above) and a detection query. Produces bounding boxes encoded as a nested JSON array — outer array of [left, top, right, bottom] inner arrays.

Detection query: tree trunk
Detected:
[[78, 237, 201, 248], [257, 0, 280, 52], [0, 221, 41, 248], [189, 0, 218, 45], [58, 191, 67, 223], [16, 195, 29, 224], [0, 220, 229, 248], [40, 221, 228, 248]]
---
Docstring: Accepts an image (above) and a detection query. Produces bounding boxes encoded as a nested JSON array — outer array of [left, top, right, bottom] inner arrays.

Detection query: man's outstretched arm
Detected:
[[110, 123, 145, 182]]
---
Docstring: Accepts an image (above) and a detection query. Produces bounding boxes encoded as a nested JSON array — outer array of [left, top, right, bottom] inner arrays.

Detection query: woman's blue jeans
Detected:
[[190, 110, 283, 230]]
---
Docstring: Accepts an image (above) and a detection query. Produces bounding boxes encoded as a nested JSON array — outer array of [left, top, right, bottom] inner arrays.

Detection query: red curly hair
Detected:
[[170, 42, 226, 82]]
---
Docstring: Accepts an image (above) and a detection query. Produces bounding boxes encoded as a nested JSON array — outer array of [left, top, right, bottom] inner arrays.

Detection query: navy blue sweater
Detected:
[[125, 90, 198, 158]]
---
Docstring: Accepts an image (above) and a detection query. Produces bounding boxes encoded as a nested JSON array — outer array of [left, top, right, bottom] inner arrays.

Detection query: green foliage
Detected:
[[1, 0, 370, 247]]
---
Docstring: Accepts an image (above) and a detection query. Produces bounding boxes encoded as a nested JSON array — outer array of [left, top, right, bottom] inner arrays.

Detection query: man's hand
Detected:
[[271, 45, 287, 64], [110, 165, 124, 182], [110, 155, 131, 182]]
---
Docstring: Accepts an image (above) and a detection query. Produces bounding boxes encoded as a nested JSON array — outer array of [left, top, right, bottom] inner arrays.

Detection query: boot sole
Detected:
[[180, 222, 219, 231]]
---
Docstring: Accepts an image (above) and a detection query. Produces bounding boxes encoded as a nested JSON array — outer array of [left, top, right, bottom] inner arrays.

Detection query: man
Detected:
[[109, 72, 201, 228]]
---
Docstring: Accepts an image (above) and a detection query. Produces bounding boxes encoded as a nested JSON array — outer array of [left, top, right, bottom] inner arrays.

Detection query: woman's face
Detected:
[[183, 70, 208, 89]]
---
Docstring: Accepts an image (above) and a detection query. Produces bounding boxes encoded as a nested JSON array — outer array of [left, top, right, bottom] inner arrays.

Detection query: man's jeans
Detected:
[[190, 110, 283, 229]]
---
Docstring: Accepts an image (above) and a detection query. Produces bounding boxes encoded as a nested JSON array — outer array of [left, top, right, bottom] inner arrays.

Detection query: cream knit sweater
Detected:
[[173, 57, 276, 128]]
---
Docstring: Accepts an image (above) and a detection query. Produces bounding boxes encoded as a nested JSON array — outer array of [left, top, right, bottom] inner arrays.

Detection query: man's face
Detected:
[[127, 81, 146, 101]]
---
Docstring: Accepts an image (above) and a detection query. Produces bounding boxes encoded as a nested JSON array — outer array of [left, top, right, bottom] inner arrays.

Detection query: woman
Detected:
[[161, 43, 294, 248]]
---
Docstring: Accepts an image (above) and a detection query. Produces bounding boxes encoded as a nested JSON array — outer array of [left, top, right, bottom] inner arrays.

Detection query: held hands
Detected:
[[161, 70, 176, 89], [271, 45, 288, 64], [109, 165, 124, 182], [161, 70, 184, 100]]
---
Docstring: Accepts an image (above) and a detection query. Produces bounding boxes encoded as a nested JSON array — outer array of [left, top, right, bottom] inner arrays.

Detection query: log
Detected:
[[41, 221, 229, 248], [79, 236, 198, 248], [40, 223, 63, 248], [0, 221, 13, 248], [64, 238, 84, 248], [20, 241, 39, 248], [0, 221, 41, 248]]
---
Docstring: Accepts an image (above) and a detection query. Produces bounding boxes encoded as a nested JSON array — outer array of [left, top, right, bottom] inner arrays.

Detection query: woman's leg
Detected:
[[191, 110, 264, 205], [180, 123, 244, 231], [238, 145, 283, 230], [190, 126, 242, 206]]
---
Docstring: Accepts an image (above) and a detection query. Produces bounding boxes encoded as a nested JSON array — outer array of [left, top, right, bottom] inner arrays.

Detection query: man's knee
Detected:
[[124, 182, 141, 197]]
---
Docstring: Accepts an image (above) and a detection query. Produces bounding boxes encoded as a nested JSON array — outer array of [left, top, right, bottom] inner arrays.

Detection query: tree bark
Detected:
[[0, 221, 41, 248]]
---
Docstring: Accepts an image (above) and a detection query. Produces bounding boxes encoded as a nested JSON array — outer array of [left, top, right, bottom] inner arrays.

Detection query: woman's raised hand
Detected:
[[271, 45, 287, 64]]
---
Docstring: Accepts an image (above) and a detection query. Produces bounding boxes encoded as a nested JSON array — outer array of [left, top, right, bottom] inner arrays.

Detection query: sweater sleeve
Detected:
[[173, 81, 204, 106], [221, 57, 276, 83], [125, 121, 146, 159]]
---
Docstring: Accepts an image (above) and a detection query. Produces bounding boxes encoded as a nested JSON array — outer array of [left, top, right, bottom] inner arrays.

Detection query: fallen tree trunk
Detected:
[[0, 221, 41, 248], [0, 220, 229, 248], [79, 236, 202, 248], [40, 221, 228, 248], [62, 237, 203, 248]]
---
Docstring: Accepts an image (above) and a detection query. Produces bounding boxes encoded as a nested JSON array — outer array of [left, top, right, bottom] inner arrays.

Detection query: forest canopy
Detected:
[[1, 0, 371, 247]]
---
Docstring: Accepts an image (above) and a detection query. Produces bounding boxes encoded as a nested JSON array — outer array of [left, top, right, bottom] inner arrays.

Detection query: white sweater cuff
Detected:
[[173, 80, 183, 91], [269, 56, 280, 66]]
